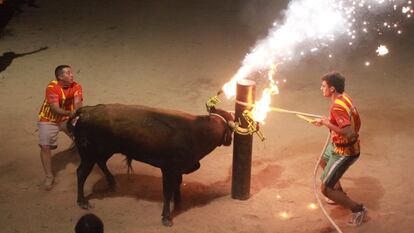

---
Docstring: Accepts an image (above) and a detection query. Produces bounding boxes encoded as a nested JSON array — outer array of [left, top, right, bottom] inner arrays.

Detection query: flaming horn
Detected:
[[206, 92, 265, 141]]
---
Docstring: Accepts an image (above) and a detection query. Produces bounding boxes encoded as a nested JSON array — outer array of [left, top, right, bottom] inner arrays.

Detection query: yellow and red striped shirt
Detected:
[[38, 80, 83, 123], [329, 93, 361, 155]]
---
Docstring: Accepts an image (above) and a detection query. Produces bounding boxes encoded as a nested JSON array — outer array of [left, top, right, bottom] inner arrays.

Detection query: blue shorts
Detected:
[[321, 143, 359, 188]]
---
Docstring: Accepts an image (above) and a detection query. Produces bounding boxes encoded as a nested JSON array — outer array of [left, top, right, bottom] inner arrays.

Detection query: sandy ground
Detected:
[[1, 1, 414, 233]]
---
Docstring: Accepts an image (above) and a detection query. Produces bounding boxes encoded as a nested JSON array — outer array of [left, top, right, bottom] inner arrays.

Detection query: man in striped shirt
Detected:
[[313, 72, 367, 226], [37, 65, 83, 190]]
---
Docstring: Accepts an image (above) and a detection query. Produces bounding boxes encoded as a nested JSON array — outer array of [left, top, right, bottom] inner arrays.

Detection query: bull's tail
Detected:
[[126, 157, 134, 178]]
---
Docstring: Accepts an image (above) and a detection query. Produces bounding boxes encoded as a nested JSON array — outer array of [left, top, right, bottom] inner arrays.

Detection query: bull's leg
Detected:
[[97, 159, 116, 192], [173, 174, 182, 205], [77, 159, 95, 209], [161, 169, 181, 227]]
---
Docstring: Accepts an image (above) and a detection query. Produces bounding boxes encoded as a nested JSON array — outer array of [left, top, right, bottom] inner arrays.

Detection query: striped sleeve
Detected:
[[331, 102, 351, 128]]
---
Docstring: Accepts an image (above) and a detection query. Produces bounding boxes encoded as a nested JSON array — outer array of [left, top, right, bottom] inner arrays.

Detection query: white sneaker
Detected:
[[348, 207, 368, 226]]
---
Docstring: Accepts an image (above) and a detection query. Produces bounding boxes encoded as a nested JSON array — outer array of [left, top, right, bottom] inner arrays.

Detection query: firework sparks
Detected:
[[221, 0, 412, 122], [376, 44, 389, 55]]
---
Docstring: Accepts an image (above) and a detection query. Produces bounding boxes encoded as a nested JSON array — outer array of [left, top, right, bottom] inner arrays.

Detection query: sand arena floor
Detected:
[[1, 1, 413, 232]]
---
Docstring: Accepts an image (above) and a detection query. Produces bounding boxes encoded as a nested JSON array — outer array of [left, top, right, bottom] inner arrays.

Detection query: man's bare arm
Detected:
[[74, 96, 83, 111], [314, 117, 356, 139]]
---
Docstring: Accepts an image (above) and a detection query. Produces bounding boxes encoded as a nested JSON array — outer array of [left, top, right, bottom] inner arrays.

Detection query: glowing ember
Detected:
[[365, 61, 371, 66], [402, 6, 411, 13], [376, 45, 389, 56], [308, 203, 318, 209], [280, 211, 290, 219]]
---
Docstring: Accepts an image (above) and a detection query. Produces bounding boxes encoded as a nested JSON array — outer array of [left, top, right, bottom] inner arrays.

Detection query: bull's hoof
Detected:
[[77, 200, 94, 209], [162, 217, 173, 227]]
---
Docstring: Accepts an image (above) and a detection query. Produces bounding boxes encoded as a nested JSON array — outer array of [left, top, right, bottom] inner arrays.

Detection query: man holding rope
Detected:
[[313, 72, 367, 226]]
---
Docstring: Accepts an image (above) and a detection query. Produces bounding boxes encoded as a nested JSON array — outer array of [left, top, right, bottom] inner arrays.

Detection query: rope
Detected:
[[313, 133, 343, 233], [234, 100, 322, 118], [209, 113, 228, 125], [210, 95, 341, 230]]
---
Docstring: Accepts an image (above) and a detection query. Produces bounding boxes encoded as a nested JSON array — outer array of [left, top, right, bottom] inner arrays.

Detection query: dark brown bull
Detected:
[[68, 104, 234, 226]]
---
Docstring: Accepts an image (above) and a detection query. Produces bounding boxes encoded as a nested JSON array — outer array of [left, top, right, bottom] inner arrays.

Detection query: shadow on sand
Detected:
[[51, 146, 79, 175], [87, 172, 230, 219], [83, 161, 285, 218], [320, 175, 384, 231], [0, 46, 48, 73]]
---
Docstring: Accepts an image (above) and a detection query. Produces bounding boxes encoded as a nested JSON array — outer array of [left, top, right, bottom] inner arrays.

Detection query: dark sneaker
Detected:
[[348, 207, 368, 226]]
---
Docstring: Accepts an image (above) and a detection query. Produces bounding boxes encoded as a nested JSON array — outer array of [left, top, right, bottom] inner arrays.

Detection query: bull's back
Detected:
[[75, 104, 200, 165]]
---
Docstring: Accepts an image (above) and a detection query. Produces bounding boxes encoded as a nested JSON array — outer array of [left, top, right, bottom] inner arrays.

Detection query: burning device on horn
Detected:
[[206, 91, 265, 141], [235, 110, 265, 141], [205, 92, 222, 112]]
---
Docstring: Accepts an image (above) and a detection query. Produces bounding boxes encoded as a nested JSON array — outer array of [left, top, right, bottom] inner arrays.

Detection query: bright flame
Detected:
[[251, 64, 280, 123], [376, 44, 389, 55]]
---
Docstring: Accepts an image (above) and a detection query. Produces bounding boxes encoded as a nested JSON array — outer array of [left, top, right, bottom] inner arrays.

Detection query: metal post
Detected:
[[231, 79, 256, 200]]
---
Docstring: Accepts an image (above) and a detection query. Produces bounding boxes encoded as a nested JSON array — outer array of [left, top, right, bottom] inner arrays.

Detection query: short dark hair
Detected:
[[321, 72, 345, 93], [55, 65, 71, 79], [75, 214, 104, 233]]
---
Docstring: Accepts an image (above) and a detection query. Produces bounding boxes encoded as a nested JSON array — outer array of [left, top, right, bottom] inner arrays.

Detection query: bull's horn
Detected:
[[228, 121, 236, 131]]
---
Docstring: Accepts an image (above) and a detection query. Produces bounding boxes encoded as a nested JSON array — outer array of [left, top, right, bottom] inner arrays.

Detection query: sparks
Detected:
[[220, 0, 413, 123], [402, 6, 411, 14], [376, 45, 389, 56]]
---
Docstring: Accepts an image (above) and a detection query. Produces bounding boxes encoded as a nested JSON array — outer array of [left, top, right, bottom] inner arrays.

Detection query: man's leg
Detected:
[[40, 145, 54, 190], [320, 144, 344, 204], [321, 184, 359, 210], [321, 154, 365, 213], [38, 122, 59, 190], [320, 159, 343, 192]]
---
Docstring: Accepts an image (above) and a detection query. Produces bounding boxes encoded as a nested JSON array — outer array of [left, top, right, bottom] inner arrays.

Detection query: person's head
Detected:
[[320, 71, 345, 97], [75, 214, 104, 233], [55, 65, 73, 87]]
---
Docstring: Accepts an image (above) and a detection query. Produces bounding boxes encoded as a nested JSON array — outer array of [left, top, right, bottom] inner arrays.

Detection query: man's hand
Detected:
[[312, 116, 328, 127]]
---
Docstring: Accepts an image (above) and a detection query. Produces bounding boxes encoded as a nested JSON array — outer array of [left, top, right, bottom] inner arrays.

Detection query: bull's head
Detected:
[[209, 108, 235, 146]]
